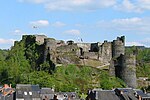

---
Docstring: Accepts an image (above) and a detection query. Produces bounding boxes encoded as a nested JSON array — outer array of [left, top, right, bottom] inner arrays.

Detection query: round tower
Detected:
[[112, 36, 125, 58], [44, 38, 56, 62], [121, 53, 137, 88]]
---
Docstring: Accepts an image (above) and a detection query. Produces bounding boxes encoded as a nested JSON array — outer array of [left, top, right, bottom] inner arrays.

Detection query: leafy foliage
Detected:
[[137, 48, 150, 63], [136, 48, 150, 78], [24, 65, 125, 92]]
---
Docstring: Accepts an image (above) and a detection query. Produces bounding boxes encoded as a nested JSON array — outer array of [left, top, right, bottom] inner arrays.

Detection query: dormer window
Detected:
[[18, 90, 22, 94], [71, 94, 76, 98], [64, 94, 68, 98], [24, 92, 27, 95], [29, 92, 32, 95]]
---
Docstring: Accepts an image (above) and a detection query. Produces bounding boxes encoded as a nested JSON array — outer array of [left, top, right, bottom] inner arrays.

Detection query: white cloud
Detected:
[[99, 0, 116, 7], [96, 17, 150, 34], [63, 29, 81, 35], [142, 38, 150, 43], [44, 0, 92, 11], [140, 38, 150, 47], [30, 20, 49, 27], [13, 29, 23, 35], [138, 0, 150, 10], [0, 38, 15, 45], [19, 0, 150, 12], [112, 17, 142, 25], [126, 42, 145, 46], [12, 29, 27, 36], [115, 0, 150, 12], [20, 0, 117, 11], [52, 21, 66, 27], [14, 29, 21, 33], [126, 39, 150, 47], [115, 0, 140, 12]]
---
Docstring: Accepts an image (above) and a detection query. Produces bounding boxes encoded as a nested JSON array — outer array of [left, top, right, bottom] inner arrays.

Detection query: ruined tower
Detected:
[[109, 36, 125, 76], [44, 38, 57, 63], [99, 41, 112, 64], [110, 36, 137, 88], [121, 53, 137, 88], [112, 36, 125, 58]]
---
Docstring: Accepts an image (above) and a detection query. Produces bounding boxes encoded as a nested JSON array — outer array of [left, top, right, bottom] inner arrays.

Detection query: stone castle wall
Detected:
[[84, 52, 98, 59], [100, 41, 112, 64], [44, 38, 57, 63], [21, 35, 137, 88], [121, 53, 137, 88], [56, 44, 78, 53], [77, 43, 91, 52]]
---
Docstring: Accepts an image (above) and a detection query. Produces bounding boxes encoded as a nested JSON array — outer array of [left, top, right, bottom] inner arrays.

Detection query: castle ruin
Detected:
[[20, 35, 137, 88]]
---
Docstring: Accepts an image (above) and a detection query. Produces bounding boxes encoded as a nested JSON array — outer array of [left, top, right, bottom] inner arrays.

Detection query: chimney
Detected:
[[10, 84, 12, 88], [138, 95, 142, 100]]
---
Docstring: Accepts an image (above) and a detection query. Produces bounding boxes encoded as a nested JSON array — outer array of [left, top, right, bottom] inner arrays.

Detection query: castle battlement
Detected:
[[21, 35, 136, 88]]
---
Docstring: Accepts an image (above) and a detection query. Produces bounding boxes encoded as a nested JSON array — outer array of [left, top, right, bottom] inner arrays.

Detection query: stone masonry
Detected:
[[21, 35, 137, 88]]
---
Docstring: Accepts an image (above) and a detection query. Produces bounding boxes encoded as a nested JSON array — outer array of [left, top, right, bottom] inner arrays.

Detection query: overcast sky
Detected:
[[0, 0, 150, 49]]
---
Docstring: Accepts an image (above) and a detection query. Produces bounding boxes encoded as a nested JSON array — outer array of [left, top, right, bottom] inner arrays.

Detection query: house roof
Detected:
[[40, 88, 54, 94], [136, 90, 150, 99], [97, 90, 120, 100], [16, 84, 40, 98], [117, 88, 137, 100], [16, 84, 40, 91]]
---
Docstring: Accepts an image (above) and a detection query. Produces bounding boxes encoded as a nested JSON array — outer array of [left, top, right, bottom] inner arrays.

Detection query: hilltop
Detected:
[[0, 35, 150, 93]]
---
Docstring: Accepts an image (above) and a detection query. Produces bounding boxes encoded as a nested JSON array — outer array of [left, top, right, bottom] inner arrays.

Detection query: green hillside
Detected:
[[0, 37, 125, 93], [1, 37, 150, 93]]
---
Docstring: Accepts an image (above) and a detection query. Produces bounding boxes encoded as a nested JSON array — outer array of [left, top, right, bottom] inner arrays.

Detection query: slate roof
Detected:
[[96, 90, 120, 100], [136, 90, 150, 99], [41, 88, 54, 94], [87, 88, 140, 100], [40, 88, 55, 100], [16, 84, 40, 91], [117, 88, 138, 100], [16, 84, 40, 99]]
